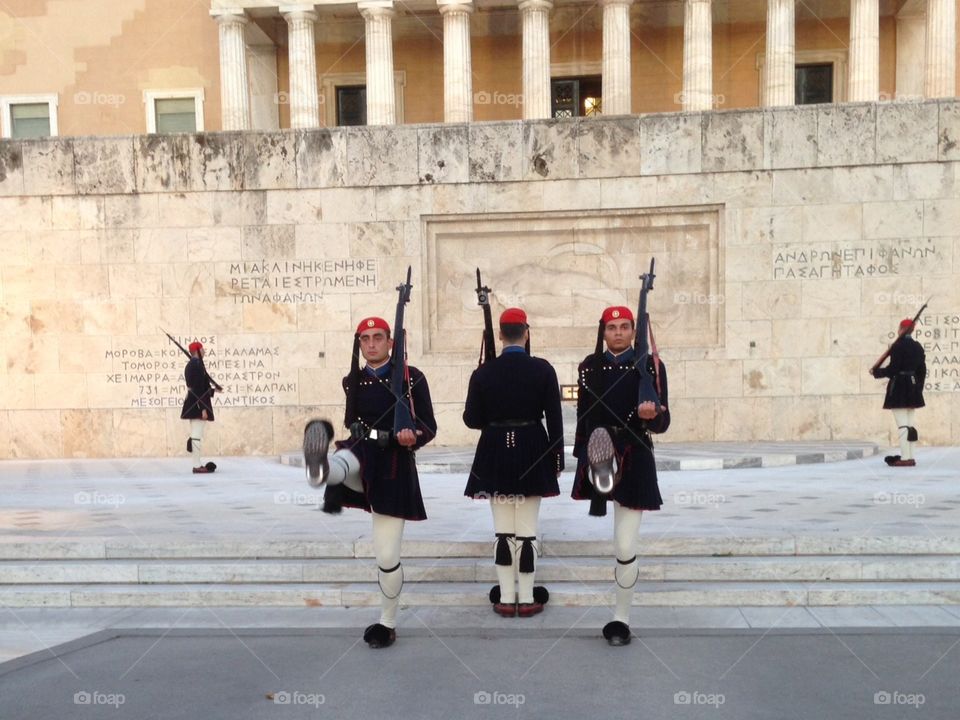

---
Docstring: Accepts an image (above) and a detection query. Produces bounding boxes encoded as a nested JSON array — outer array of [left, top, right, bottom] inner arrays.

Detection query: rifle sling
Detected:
[[647, 315, 663, 399]]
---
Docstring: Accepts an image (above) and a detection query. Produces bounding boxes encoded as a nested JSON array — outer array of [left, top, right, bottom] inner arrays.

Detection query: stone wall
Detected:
[[1, 100, 959, 458]]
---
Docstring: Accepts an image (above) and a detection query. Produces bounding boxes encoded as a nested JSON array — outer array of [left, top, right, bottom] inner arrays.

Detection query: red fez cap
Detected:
[[188, 341, 203, 353], [499, 308, 528, 326], [601, 306, 634, 324], [899, 318, 915, 331], [356, 316, 390, 335]]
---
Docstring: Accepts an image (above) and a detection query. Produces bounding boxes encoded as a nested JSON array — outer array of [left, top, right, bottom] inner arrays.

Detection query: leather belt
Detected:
[[488, 420, 538, 428], [349, 422, 391, 443], [608, 425, 649, 445]]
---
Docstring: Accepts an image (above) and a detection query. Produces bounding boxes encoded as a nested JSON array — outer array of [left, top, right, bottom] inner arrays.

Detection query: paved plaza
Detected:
[[2, 444, 960, 718], [2, 625, 959, 720]]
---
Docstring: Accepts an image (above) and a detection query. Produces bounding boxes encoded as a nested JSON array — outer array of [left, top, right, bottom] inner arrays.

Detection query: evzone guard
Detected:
[[302, 268, 437, 649], [463, 274, 564, 617], [571, 260, 670, 646], [871, 308, 927, 467], [165, 330, 223, 475]]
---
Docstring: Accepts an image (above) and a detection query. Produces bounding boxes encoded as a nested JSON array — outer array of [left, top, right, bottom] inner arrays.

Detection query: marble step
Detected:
[[2, 581, 960, 608], [3, 535, 960, 560], [2, 556, 960, 585]]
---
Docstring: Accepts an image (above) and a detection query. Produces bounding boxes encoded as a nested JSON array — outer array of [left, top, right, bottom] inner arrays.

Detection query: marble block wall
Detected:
[[1, 100, 959, 458]]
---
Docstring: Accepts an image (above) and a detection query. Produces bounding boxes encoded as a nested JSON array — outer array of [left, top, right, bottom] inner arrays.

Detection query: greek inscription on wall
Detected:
[[103, 337, 297, 408], [772, 240, 942, 280], [226, 259, 379, 303], [906, 315, 960, 393]]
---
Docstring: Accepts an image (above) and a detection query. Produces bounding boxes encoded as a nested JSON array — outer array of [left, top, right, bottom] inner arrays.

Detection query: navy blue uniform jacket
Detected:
[[571, 349, 670, 511], [335, 363, 437, 520], [180, 357, 215, 421], [463, 349, 564, 498]]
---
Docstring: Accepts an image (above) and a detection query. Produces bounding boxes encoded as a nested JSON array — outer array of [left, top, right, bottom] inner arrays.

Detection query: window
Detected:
[[551, 76, 602, 119], [320, 72, 405, 126], [155, 98, 197, 133], [144, 89, 204, 133], [0, 95, 58, 139], [757, 50, 847, 103], [336, 86, 366, 126], [795, 63, 834, 105]]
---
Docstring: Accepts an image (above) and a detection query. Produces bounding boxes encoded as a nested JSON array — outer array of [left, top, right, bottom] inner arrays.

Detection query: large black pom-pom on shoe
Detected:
[[602, 621, 631, 647], [489, 585, 549, 605], [363, 623, 396, 649]]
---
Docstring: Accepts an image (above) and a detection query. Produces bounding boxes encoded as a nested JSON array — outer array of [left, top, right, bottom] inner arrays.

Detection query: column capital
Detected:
[[438, 0, 474, 15], [358, 0, 394, 19], [518, 0, 553, 13], [210, 8, 248, 25], [599, 0, 633, 7], [280, 4, 318, 22]]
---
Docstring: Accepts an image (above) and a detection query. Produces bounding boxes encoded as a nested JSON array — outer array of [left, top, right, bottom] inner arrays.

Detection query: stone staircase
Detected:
[[2, 536, 959, 608]]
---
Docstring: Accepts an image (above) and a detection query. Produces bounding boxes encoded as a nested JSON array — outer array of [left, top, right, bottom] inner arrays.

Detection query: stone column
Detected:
[[763, 0, 795, 106], [359, 1, 396, 125], [213, 9, 251, 130], [439, 0, 474, 122], [282, 5, 320, 128], [519, 0, 553, 120], [601, 0, 633, 115], [682, 0, 713, 111], [848, 0, 879, 101], [924, 0, 957, 98], [896, 7, 925, 99]]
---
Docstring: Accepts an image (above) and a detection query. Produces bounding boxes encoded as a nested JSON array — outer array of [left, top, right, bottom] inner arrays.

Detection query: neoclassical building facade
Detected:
[[1, 0, 957, 137]]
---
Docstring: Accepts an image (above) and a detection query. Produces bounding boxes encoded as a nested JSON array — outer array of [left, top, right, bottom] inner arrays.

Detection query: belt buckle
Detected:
[[368, 428, 391, 448]]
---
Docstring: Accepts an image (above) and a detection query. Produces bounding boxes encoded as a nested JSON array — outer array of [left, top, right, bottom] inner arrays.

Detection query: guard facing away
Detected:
[[871, 318, 926, 467], [179, 341, 218, 474], [302, 280, 437, 649], [463, 307, 564, 618], [571, 303, 670, 647]]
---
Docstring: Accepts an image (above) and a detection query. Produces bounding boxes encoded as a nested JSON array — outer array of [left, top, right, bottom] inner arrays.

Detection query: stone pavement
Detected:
[[2, 623, 959, 720], [2, 443, 960, 718], [0, 444, 953, 546]]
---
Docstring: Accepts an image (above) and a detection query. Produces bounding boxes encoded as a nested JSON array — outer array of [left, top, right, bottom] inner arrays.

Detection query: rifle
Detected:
[[870, 300, 929, 375], [475, 268, 496, 365], [390, 267, 416, 435], [633, 258, 660, 411], [161, 328, 223, 392]]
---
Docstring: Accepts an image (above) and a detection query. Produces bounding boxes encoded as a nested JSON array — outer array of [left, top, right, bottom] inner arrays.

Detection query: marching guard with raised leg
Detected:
[[302, 269, 437, 649]]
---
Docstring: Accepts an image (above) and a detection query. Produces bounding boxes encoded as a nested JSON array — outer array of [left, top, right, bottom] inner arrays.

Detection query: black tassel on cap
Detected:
[[592, 319, 605, 368], [343, 333, 361, 428]]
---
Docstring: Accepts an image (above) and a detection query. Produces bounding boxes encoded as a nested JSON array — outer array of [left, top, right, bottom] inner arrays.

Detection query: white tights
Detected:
[[189, 419, 205, 467], [612, 502, 643, 625], [372, 512, 405, 629], [325, 449, 364, 493], [892, 408, 917, 460], [490, 496, 542, 604]]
